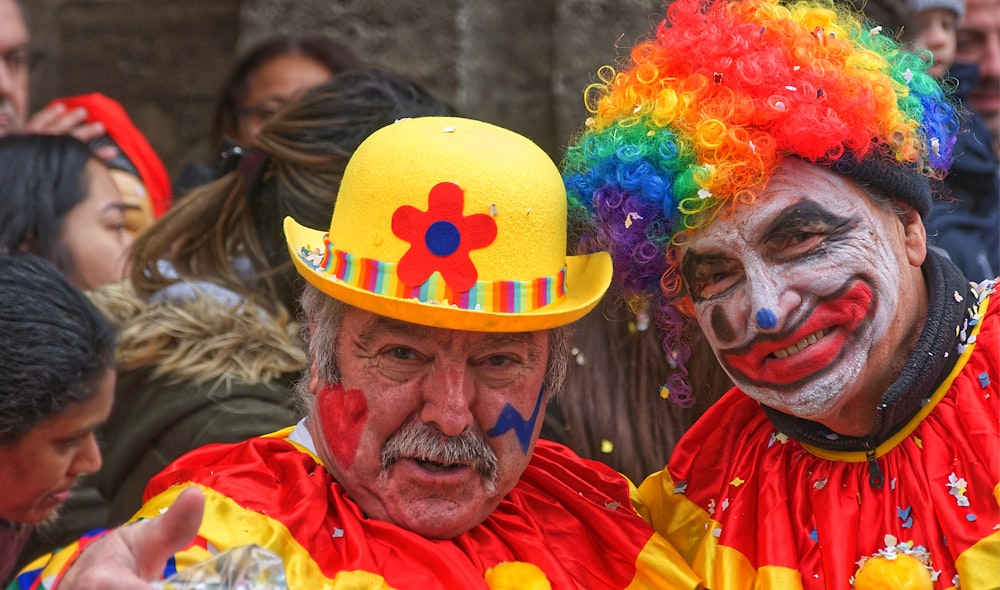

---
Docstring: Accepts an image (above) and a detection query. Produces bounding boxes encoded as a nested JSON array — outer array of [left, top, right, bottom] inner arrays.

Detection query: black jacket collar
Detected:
[[761, 251, 975, 451]]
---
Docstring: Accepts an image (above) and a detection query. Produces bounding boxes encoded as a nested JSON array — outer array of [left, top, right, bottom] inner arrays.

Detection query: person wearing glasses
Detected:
[[0, 0, 114, 158]]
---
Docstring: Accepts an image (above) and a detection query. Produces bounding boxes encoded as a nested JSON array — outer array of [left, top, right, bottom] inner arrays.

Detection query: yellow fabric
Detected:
[[628, 532, 707, 589], [136, 484, 399, 589], [955, 530, 1000, 590]]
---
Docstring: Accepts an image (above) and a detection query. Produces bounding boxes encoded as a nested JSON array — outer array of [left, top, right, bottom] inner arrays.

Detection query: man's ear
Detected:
[[901, 208, 927, 268], [308, 361, 321, 397]]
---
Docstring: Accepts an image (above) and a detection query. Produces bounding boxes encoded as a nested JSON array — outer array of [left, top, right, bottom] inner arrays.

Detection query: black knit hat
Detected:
[[833, 153, 933, 218]]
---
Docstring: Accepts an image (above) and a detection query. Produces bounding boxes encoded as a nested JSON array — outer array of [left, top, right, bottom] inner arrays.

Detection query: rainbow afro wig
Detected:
[[562, 0, 960, 405]]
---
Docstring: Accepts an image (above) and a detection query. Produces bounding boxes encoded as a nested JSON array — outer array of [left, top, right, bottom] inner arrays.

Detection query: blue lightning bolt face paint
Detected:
[[487, 385, 545, 454]]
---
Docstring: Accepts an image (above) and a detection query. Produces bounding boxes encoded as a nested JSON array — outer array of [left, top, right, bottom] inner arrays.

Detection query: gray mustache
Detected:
[[381, 423, 499, 489]]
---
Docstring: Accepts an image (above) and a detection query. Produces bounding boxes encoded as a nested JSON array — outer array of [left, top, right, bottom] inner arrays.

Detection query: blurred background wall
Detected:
[[25, 0, 905, 185], [25, 0, 668, 179]]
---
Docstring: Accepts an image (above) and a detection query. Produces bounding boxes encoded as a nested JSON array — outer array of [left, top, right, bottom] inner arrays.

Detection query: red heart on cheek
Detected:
[[316, 383, 369, 470]]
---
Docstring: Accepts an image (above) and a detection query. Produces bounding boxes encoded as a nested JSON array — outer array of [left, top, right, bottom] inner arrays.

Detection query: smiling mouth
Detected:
[[722, 280, 875, 387], [770, 328, 830, 359]]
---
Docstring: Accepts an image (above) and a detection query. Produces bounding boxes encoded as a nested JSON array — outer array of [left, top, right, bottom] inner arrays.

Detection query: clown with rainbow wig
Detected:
[[563, 0, 998, 587]]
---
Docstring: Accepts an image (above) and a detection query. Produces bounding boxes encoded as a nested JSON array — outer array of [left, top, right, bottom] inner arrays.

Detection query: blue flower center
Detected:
[[425, 221, 461, 257]]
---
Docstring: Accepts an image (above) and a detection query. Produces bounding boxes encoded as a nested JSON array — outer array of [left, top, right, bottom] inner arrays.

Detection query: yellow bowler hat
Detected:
[[284, 116, 611, 332]]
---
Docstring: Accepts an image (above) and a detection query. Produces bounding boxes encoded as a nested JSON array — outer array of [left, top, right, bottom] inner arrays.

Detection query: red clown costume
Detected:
[[15, 434, 699, 589], [639, 274, 998, 589], [137, 432, 694, 589]]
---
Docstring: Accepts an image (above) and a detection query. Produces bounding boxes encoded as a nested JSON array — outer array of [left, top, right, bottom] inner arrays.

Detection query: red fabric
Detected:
[[49, 94, 172, 217], [145, 438, 660, 589], [655, 293, 999, 588]]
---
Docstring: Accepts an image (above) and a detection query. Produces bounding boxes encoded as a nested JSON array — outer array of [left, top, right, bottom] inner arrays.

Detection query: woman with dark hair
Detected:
[[0, 134, 133, 290], [176, 35, 359, 196], [76, 68, 456, 535], [212, 35, 359, 149], [0, 255, 116, 583]]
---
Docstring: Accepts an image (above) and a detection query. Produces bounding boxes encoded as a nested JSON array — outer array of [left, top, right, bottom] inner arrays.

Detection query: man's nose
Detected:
[[419, 365, 475, 437], [745, 267, 801, 333]]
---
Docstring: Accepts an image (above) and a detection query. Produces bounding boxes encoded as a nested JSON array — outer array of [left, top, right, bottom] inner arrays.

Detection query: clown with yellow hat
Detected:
[[16, 115, 704, 589]]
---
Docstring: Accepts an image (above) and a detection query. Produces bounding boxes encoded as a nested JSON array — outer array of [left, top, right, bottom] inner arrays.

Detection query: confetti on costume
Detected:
[[562, 0, 960, 405], [564, 1, 997, 588]]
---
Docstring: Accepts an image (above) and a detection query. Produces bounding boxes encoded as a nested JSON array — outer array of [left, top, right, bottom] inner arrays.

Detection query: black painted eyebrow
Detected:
[[760, 200, 854, 243]]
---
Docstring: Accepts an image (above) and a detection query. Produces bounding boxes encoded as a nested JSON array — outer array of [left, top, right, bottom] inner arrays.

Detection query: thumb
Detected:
[[121, 487, 206, 580]]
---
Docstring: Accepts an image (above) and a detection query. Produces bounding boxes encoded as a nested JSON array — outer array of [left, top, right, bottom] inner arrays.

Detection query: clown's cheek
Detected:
[[316, 383, 369, 470]]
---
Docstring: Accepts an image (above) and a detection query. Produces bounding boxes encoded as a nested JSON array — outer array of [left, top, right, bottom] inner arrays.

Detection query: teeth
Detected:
[[772, 329, 828, 359]]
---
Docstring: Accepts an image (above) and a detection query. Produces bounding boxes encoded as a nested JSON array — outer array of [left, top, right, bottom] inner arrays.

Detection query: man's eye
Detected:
[[687, 261, 742, 300], [956, 32, 983, 55], [387, 347, 418, 361], [485, 355, 513, 367]]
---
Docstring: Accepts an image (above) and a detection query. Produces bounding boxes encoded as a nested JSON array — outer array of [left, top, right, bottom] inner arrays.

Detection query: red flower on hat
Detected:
[[392, 182, 497, 292]]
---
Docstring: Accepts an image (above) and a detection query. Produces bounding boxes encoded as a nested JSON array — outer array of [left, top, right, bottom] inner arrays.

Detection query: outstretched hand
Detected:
[[57, 487, 205, 589]]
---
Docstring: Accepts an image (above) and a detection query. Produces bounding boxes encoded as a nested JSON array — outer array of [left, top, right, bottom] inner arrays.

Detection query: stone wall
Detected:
[[26, 0, 662, 179], [26, 0, 241, 178], [25, 0, 902, 178]]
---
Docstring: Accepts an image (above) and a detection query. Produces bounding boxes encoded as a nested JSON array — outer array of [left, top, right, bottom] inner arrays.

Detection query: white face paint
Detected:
[[680, 159, 927, 430]]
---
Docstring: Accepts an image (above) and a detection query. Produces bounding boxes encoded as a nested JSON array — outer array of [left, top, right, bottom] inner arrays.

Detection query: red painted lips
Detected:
[[723, 281, 875, 387]]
